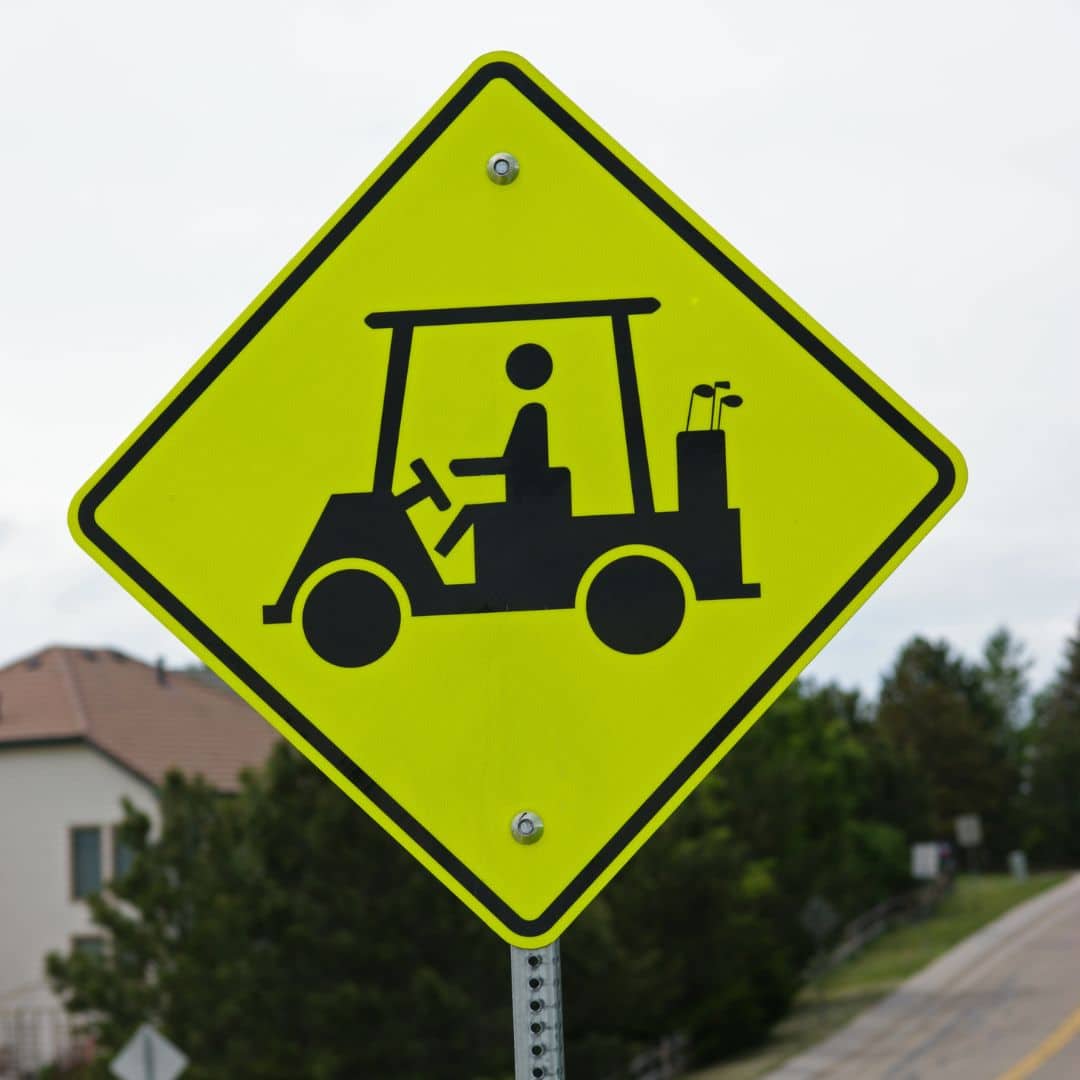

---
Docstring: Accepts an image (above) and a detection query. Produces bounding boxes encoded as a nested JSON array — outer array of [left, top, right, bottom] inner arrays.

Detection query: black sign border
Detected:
[[78, 60, 957, 938]]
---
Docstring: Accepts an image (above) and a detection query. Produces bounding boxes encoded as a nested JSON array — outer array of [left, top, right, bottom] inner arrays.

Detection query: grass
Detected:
[[687, 872, 1068, 1080]]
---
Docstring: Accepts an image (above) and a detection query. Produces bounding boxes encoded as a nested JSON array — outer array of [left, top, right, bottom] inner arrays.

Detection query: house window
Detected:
[[112, 826, 136, 880], [72, 935, 106, 959], [70, 826, 102, 898]]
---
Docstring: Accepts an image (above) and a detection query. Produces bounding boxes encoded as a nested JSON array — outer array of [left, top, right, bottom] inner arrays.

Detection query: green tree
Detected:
[[1025, 620, 1080, 865], [47, 749, 795, 1076], [577, 772, 793, 1067], [873, 636, 1019, 854], [981, 626, 1034, 730], [725, 682, 909, 940], [980, 627, 1034, 853], [567, 680, 908, 1068], [49, 751, 509, 1080], [48, 681, 909, 1076]]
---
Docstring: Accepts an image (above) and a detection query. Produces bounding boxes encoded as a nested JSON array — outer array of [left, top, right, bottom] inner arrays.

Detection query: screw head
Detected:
[[487, 151, 520, 185], [511, 810, 544, 845]]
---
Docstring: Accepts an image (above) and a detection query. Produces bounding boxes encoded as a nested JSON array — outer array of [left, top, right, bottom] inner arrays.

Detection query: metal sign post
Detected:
[[511, 941, 565, 1079], [143, 1029, 155, 1080]]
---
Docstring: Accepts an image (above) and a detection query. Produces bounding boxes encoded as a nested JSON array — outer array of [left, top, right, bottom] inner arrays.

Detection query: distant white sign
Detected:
[[954, 814, 983, 848], [1008, 850, 1029, 882], [911, 842, 941, 880], [110, 1024, 188, 1080]]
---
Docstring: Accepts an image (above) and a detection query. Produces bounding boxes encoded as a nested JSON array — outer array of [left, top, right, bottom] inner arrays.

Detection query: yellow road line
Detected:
[[996, 1003, 1080, 1080]]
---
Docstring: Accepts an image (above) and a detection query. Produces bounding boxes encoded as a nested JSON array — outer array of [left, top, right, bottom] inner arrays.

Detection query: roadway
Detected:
[[767, 875, 1080, 1080]]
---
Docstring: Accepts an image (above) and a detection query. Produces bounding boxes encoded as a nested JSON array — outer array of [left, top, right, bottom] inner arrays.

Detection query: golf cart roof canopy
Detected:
[[365, 297, 660, 329]]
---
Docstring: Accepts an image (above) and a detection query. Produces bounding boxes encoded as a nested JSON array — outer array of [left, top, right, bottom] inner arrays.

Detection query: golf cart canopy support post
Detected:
[[367, 297, 661, 506]]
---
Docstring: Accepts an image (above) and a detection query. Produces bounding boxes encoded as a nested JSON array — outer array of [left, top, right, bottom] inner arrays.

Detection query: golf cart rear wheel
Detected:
[[302, 569, 400, 668], [586, 555, 685, 654]]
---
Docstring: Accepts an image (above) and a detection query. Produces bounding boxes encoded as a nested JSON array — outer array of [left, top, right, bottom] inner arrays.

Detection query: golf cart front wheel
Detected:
[[302, 568, 401, 668], [585, 555, 685, 655]]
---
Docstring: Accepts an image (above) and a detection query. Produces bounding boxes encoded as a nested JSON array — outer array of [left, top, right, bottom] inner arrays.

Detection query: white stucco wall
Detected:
[[0, 743, 159, 1013]]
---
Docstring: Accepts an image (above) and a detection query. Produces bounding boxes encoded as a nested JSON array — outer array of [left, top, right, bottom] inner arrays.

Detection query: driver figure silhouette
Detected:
[[435, 342, 569, 556]]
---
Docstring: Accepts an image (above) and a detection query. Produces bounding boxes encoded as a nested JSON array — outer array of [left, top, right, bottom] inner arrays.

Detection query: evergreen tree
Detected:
[[727, 681, 908, 924], [981, 626, 1034, 730], [47, 681, 909, 1076], [979, 627, 1034, 853], [48, 751, 509, 1080], [1025, 620, 1080, 865], [873, 636, 1019, 854]]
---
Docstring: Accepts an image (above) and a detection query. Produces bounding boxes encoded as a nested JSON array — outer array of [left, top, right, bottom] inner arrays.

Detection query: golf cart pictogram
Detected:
[[262, 297, 760, 666]]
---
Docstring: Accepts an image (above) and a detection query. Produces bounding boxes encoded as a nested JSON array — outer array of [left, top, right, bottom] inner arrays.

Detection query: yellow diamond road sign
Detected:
[[70, 53, 965, 946]]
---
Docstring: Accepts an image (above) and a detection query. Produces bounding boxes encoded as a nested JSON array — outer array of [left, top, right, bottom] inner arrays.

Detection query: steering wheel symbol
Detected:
[[397, 457, 451, 512]]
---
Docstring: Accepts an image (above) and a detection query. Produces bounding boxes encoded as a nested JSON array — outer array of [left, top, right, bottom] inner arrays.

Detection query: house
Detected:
[[0, 646, 277, 1072]]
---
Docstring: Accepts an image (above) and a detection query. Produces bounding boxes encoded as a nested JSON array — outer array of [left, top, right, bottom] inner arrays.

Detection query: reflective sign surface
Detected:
[[71, 53, 965, 945]]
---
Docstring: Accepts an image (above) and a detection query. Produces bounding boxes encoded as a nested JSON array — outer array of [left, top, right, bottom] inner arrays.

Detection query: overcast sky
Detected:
[[1, 0, 1076, 698]]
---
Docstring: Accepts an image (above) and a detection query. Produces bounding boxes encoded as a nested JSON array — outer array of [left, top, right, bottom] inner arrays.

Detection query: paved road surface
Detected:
[[767, 875, 1080, 1080]]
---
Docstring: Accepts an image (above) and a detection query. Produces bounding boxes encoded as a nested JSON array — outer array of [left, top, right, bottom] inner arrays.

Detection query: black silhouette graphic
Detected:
[[263, 298, 760, 666], [434, 342, 562, 557]]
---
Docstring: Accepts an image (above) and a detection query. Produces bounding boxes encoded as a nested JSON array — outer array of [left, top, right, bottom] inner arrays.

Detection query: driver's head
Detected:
[[506, 343, 552, 390]]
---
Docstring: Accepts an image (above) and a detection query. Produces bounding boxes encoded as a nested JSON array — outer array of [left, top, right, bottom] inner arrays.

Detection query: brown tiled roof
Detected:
[[0, 646, 278, 792]]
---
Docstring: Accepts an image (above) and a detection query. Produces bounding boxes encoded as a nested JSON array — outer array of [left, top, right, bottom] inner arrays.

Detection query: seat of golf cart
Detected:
[[457, 464, 573, 543], [504, 462, 572, 510]]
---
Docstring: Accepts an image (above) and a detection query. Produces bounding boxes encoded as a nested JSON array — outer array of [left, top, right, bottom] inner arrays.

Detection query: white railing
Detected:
[[626, 1033, 690, 1080], [0, 1007, 92, 1078]]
